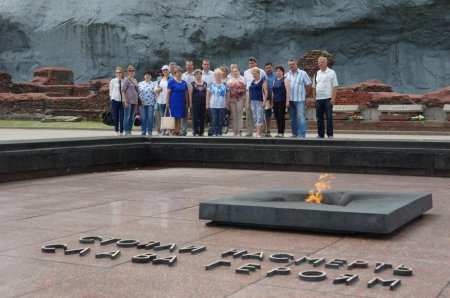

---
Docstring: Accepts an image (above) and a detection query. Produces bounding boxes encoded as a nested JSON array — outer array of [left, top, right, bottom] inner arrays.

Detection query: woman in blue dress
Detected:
[[166, 66, 188, 136]]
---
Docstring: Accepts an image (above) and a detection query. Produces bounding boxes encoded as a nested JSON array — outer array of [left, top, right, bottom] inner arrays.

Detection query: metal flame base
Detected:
[[198, 189, 432, 234]]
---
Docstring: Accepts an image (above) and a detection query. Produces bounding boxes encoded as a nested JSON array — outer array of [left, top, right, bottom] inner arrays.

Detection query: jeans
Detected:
[[273, 101, 286, 134], [192, 99, 206, 135], [124, 103, 137, 134], [316, 98, 333, 137], [139, 105, 155, 135], [157, 103, 167, 134], [209, 108, 227, 136], [111, 100, 124, 133], [289, 101, 306, 137]]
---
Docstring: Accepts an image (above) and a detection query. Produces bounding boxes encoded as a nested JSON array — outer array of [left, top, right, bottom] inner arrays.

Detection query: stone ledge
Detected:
[[1, 137, 449, 182]]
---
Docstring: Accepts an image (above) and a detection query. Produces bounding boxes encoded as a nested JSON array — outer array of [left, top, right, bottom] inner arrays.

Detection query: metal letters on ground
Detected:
[[152, 256, 177, 267], [100, 238, 121, 246], [116, 239, 139, 248], [41, 244, 67, 253], [40, 237, 414, 291], [79, 236, 102, 244], [325, 259, 347, 269], [348, 260, 369, 270], [298, 270, 327, 282], [132, 253, 157, 264], [295, 256, 326, 267], [64, 247, 90, 256], [205, 260, 231, 270], [374, 262, 392, 273], [236, 263, 261, 274], [242, 251, 264, 261], [267, 267, 291, 277], [269, 253, 294, 263], [179, 245, 206, 255], [95, 250, 121, 260], [137, 241, 160, 250], [368, 277, 401, 291], [333, 274, 359, 285], [393, 264, 413, 276], [154, 243, 177, 252]]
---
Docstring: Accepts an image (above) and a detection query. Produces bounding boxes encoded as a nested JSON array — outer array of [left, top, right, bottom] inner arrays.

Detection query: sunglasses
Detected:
[[128, 70, 135, 72], [116, 72, 122, 74]]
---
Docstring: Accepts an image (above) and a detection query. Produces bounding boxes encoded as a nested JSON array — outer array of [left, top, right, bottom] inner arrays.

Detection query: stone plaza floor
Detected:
[[0, 167, 449, 297]]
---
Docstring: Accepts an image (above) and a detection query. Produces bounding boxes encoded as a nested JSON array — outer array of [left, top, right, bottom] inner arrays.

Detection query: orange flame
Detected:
[[305, 173, 335, 204]]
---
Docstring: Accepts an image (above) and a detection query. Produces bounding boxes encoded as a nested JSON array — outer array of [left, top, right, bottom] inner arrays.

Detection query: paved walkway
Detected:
[[0, 168, 448, 297], [1, 128, 450, 141]]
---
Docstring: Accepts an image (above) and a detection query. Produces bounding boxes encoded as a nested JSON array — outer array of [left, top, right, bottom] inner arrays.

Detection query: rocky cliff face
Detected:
[[0, 0, 449, 93]]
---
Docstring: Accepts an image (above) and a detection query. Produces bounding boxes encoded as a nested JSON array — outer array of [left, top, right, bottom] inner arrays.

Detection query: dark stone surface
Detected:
[[147, 137, 450, 177], [198, 189, 433, 234], [0, 137, 449, 182], [0, 137, 149, 182]]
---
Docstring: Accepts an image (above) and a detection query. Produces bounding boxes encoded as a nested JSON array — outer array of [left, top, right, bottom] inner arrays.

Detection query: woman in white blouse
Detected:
[[109, 67, 125, 135]]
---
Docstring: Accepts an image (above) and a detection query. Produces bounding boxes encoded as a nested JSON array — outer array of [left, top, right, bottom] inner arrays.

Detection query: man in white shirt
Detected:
[[243, 57, 266, 137], [201, 59, 213, 86], [312, 56, 338, 138], [285, 59, 311, 138], [181, 60, 195, 135]]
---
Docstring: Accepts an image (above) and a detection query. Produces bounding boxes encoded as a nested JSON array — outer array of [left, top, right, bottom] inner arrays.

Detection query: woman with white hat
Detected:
[[154, 65, 170, 135]]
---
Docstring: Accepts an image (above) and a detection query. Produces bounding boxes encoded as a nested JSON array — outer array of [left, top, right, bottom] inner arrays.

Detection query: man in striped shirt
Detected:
[[285, 59, 311, 138]]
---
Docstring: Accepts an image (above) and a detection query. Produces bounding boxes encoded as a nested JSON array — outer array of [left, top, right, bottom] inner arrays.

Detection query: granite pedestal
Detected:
[[199, 189, 433, 234]]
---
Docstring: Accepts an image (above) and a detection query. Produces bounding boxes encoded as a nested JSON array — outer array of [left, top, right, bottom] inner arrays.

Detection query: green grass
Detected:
[[0, 120, 109, 129]]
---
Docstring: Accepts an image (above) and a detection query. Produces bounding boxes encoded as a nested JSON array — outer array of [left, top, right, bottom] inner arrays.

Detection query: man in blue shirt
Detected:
[[264, 63, 276, 137], [285, 59, 311, 138]]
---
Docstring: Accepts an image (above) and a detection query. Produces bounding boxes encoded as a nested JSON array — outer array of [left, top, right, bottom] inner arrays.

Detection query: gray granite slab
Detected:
[[199, 189, 432, 234]]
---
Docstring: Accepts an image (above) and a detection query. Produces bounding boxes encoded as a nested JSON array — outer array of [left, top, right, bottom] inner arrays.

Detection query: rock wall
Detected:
[[0, 0, 449, 93]]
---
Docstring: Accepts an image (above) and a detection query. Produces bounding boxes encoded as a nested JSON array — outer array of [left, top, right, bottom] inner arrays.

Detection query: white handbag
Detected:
[[161, 109, 175, 130]]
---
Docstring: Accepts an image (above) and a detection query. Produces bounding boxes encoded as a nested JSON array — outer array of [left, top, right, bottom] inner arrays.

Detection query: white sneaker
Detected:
[[116, 132, 120, 136]]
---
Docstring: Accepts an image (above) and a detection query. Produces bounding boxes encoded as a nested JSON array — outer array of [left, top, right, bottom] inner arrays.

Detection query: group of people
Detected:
[[108, 56, 338, 138]]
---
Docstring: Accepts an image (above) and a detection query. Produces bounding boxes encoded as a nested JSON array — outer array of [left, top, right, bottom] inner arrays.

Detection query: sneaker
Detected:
[[275, 134, 281, 138], [116, 132, 120, 136], [212, 134, 217, 137], [256, 135, 262, 138], [327, 135, 333, 139], [266, 133, 272, 137]]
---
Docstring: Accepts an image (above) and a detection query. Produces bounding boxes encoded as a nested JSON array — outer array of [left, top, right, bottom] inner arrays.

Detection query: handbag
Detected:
[[102, 111, 114, 126], [161, 109, 175, 130], [134, 115, 141, 126]]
